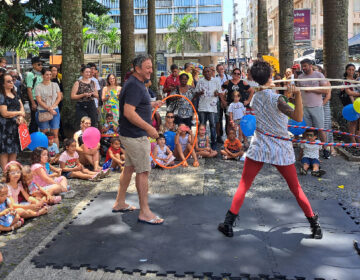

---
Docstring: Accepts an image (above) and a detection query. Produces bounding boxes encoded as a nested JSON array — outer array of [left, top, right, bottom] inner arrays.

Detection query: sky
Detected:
[[223, 0, 247, 31]]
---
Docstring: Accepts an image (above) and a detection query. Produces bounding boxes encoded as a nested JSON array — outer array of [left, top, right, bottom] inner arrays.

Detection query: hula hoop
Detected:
[[257, 128, 360, 147], [287, 125, 360, 139], [151, 94, 198, 169]]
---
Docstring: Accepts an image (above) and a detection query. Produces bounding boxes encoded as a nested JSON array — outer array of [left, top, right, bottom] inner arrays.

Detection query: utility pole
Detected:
[[225, 34, 230, 71]]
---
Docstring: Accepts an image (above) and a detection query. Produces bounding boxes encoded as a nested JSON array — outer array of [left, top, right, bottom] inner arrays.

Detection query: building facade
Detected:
[[85, 0, 224, 75], [235, 0, 360, 60]]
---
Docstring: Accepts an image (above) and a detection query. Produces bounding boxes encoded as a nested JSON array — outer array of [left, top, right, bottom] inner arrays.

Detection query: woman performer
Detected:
[[218, 61, 322, 239]]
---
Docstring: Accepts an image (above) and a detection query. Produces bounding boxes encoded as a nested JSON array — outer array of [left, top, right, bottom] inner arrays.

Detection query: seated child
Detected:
[[22, 166, 62, 205], [100, 113, 119, 156], [195, 124, 217, 158], [46, 131, 60, 164], [299, 129, 326, 177], [31, 147, 69, 195], [174, 124, 199, 167], [152, 134, 176, 167], [3, 161, 48, 219], [228, 91, 247, 144], [101, 113, 118, 136], [102, 137, 125, 171], [0, 183, 23, 232], [221, 129, 244, 160], [59, 138, 103, 181]]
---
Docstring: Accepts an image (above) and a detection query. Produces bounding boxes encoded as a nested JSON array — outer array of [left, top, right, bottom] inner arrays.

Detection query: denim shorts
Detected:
[[301, 157, 320, 166], [62, 171, 73, 179], [36, 108, 61, 130]]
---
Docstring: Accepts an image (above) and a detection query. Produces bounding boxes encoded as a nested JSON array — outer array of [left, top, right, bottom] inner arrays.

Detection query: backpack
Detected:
[[20, 71, 37, 103]]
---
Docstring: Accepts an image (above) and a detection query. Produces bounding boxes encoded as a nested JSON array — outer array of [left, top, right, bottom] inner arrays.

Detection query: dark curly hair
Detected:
[[250, 61, 272, 86], [31, 147, 48, 165]]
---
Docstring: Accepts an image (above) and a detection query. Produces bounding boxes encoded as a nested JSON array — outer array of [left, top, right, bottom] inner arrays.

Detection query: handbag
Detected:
[[38, 111, 53, 122]]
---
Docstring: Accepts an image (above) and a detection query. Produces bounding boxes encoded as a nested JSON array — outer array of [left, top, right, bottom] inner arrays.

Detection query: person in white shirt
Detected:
[[194, 67, 222, 150], [228, 91, 247, 144]]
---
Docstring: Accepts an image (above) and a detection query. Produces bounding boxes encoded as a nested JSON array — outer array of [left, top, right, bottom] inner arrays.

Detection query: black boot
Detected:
[[218, 210, 238, 237], [307, 214, 323, 239]]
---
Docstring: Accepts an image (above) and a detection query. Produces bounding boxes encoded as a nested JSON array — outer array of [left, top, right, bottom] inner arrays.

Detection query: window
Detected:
[[355, 0, 360, 12], [311, 26, 316, 40], [354, 23, 360, 35]]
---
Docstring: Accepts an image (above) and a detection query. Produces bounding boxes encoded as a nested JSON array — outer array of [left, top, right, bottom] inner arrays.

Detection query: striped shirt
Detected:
[[246, 89, 295, 166]]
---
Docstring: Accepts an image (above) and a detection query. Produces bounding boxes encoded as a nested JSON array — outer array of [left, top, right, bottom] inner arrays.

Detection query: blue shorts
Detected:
[[301, 157, 320, 166], [36, 108, 61, 130], [62, 171, 72, 179]]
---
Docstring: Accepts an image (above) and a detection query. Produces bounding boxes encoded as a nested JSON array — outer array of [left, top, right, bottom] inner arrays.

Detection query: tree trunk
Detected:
[[257, 0, 269, 57], [120, 0, 135, 85], [61, 0, 83, 134], [16, 51, 20, 73], [323, 0, 348, 126], [279, 0, 294, 76], [147, 0, 158, 97]]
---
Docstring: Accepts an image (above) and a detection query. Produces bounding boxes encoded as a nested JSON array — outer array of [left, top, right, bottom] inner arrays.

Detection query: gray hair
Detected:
[[133, 54, 152, 69]]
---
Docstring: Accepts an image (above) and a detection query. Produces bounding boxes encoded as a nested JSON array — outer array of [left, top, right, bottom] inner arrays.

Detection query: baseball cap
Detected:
[[292, 64, 300, 69]]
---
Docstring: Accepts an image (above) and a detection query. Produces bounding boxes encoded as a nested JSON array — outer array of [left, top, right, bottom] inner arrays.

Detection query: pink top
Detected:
[[31, 163, 49, 187], [7, 183, 24, 204], [59, 151, 79, 169]]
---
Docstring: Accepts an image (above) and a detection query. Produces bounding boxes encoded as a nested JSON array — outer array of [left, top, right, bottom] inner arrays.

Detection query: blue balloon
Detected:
[[240, 115, 256, 136], [288, 119, 307, 136], [27, 132, 48, 151], [164, 131, 176, 151], [342, 104, 360, 121]]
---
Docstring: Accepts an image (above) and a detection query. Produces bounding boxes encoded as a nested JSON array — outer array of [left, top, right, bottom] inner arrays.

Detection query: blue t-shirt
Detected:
[[48, 143, 59, 158], [119, 75, 151, 138]]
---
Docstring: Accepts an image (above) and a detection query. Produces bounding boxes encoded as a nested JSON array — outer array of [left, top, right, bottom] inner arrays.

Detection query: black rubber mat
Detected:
[[32, 193, 360, 279]]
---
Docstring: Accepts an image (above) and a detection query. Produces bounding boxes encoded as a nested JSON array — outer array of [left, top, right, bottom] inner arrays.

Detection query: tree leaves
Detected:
[[0, 0, 108, 49]]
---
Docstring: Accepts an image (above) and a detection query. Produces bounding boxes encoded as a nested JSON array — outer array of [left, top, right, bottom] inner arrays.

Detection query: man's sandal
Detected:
[[300, 167, 308, 175]]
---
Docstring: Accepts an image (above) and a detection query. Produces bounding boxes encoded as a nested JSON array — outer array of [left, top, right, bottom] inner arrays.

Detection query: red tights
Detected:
[[230, 157, 314, 218]]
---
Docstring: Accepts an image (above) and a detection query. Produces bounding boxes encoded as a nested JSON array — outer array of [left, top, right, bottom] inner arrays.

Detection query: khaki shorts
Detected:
[[119, 136, 151, 173]]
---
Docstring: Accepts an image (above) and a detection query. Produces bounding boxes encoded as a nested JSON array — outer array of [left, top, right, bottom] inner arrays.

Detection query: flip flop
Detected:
[[112, 205, 136, 213], [138, 216, 164, 225]]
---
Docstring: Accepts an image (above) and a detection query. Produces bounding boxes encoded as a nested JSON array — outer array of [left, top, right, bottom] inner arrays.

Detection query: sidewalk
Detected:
[[2, 149, 359, 279]]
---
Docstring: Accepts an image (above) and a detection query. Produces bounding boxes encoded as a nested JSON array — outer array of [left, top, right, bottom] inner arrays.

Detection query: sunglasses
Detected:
[[37, 63, 43, 66], [5, 80, 13, 84], [233, 72, 241, 76], [166, 116, 175, 119], [9, 171, 21, 175]]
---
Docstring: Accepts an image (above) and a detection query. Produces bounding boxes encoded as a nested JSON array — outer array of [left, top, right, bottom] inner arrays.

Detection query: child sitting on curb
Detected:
[[102, 137, 125, 171], [221, 129, 244, 160], [195, 124, 217, 158], [299, 129, 326, 177], [152, 134, 176, 167]]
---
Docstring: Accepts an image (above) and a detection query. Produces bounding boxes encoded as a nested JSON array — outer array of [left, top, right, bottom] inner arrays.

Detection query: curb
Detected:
[[336, 147, 360, 162]]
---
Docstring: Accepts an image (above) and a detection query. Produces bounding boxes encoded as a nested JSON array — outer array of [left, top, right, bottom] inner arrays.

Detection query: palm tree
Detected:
[[36, 24, 62, 63], [323, 0, 349, 124], [165, 15, 201, 61], [82, 27, 95, 53], [278, 0, 294, 76], [120, 0, 135, 85], [148, 0, 157, 95], [88, 13, 115, 71], [104, 27, 120, 74], [257, 0, 268, 57], [14, 40, 40, 73], [61, 0, 83, 131]]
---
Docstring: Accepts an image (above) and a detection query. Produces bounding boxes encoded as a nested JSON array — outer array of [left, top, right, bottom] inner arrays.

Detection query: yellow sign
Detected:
[[262, 55, 280, 75]]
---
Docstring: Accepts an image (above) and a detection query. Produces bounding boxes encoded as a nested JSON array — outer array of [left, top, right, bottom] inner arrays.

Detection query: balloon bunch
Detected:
[[342, 100, 360, 121]]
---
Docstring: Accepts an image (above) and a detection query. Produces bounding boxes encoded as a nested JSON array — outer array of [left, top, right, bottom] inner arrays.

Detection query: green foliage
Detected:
[[104, 27, 120, 54], [165, 15, 202, 60], [15, 39, 39, 59], [83, 27, 95, 53], [36, 25, 62, 57], [0, 0, 109, 49]]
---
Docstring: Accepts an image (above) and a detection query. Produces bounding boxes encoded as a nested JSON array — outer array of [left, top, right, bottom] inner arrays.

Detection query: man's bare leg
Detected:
[[113, 166, 135, 210], [136, 172, 163, 223]]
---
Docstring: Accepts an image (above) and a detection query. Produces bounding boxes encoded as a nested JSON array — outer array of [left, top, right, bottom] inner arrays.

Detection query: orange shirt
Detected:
[[224, 138, 242, 152], [159, 76, 167, 86]]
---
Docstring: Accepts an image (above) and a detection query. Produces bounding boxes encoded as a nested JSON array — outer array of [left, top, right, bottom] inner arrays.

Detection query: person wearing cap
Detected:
[[292, 64, 301, 78], [26, 57, 43, 133]]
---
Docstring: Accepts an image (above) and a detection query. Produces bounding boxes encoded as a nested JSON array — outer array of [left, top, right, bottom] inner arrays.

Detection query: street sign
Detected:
[[294, 9, 311, 41]]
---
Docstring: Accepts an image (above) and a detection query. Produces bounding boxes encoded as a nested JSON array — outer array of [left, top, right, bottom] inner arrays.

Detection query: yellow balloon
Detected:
[[288, 102, 295, 109], [354, 98, 360, 113]]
